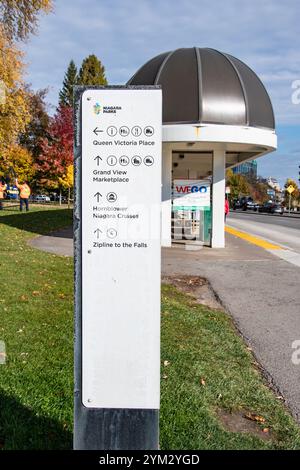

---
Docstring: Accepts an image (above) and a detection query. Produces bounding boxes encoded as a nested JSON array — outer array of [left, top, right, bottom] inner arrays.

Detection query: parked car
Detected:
[[33, 194, 50, 203], [258, 202, 282, 214], [246, 201, 259, 211], [273, 204, 284, 215], [233, 199, 243, 210], [233, 197, 249, 210], [5, 185, 18, 200]]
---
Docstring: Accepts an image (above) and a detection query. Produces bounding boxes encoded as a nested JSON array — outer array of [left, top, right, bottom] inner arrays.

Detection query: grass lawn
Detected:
[[0, 207, 300, 450]]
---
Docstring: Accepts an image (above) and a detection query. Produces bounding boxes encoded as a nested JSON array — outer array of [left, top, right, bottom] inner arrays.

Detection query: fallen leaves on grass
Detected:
[[200, 378, 206, 386], [244, 412, 266, 424], [163, 360, 170, 367]]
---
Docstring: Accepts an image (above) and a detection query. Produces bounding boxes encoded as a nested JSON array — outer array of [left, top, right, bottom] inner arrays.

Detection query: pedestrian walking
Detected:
[[225, 196, 229, 221], [16, 179, 31, 212], [0, 181, 6, 210]]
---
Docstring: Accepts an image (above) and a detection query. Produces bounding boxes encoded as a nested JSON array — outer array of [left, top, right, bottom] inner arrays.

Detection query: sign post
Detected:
[[286, 185, 295, 214], [74, 86, 162, 450]]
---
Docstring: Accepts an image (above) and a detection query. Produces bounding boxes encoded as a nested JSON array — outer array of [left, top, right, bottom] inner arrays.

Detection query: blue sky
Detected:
[[24, 0, 300, 186]]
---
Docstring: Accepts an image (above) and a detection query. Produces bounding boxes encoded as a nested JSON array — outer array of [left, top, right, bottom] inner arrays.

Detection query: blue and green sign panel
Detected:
[[172, 180, 211, 211]]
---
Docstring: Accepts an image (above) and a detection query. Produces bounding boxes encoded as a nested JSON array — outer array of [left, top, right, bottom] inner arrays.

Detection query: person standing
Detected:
[[16, 179, 31, 212], [0, 181, 7, 210]]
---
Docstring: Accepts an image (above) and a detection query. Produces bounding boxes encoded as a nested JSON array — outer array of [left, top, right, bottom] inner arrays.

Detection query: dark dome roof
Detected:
[[127, 47, 275, 130]]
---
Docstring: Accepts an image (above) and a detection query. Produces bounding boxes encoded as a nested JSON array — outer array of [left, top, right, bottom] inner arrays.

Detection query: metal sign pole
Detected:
[[74, 86, 162, 450]]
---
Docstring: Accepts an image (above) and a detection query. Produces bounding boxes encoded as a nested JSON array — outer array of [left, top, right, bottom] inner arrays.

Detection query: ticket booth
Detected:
[[128, 47, 277, 247]]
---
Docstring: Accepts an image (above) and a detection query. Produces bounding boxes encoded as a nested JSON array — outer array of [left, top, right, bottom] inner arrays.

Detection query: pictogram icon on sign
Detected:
[[144, 156, 154, 166], [131, 126, 142, 137], [131, 156, 142, 166], [107, 126, 117, 137], [107, 192, 117, 203], [107, 228, 117, 239], [144, 126, 154, 137], [119, 156, 129, 166], [119, 126, 129, 137], [107, 155, 117, 166]]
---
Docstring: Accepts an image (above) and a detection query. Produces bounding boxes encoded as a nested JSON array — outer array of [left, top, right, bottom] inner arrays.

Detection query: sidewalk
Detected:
[[30, 228, 300, 422], [29, 227, 73, 256]]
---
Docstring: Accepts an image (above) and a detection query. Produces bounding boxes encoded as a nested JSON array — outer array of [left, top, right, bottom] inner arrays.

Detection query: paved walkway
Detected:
[[29, 227, 73, 256], [30, 228, 300, 422]]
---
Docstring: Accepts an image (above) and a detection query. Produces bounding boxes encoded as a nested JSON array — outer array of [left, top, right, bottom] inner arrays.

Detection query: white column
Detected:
[[161, 144, 172, 247], [211, 149, 226, 248]]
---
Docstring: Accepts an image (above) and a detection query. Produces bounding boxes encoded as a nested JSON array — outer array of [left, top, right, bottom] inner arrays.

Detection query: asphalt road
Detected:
[[228, 210, 300, 253]]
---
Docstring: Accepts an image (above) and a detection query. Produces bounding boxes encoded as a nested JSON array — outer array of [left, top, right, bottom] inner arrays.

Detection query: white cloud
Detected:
[[23, 0, 300, 181]]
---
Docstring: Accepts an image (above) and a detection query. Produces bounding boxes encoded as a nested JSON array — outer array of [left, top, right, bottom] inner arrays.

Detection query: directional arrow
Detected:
[[93, 127, 104, 136], [94, 156, 102, 166], [94, 192, 102, 202], [94, 228, 102, 239]]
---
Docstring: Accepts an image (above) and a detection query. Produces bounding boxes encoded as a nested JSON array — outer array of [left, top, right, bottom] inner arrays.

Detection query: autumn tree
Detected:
[[19, 88, 50, 161], [284, 178, 299, 207], [0, 26, 31, 155], [36, 105, 73, 190], [226, 169, 249, 203], [59, 164, 73, 207], [249, 181, 269, 204], [0, 0, 52, 41], [78, 54, 107, 86], [59, 60, 78, 107], [0, 144, 35, 183]]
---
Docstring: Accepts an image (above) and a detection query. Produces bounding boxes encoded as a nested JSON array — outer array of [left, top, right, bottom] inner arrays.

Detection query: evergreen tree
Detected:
[[78, 54, 107, 86], [59, 60, 78, 107]]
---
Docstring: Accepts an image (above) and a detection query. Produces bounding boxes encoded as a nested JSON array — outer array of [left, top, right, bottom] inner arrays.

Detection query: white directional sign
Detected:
[[81, 88, 162, 409]]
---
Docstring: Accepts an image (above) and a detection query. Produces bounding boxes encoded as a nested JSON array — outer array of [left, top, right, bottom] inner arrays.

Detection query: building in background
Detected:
[[267, 176, 281, 192], [128, 48, 277, 248], [232, 160, 257, 179]]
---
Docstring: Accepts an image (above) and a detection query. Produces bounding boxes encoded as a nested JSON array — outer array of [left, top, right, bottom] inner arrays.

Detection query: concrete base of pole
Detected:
[[74, 405, 159, 450]]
